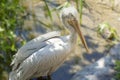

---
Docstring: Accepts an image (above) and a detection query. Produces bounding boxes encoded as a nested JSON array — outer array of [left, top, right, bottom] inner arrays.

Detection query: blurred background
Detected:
[[0, 0, 120, 80]]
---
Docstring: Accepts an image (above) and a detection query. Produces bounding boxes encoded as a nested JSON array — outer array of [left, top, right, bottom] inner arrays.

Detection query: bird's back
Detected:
[[11, 31, 60, 70], [9, 31, 73, 80]]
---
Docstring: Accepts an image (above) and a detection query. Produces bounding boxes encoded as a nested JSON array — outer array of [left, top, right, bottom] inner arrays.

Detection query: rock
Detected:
[[110, 43, 120, 60], [71, 43, 120, 80]]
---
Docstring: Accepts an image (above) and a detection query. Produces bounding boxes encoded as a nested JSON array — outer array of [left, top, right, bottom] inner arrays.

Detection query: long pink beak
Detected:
[[68, 19, 89, 53]]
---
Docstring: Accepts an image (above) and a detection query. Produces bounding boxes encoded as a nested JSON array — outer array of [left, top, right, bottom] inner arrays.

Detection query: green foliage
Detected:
[[97, 22, 119, 41], [43, 0, 53, 21], [0, 0, 25, 79], [55, 1, 71, 10], [75, 0, 84, 24], [114, 60, 120, 80]]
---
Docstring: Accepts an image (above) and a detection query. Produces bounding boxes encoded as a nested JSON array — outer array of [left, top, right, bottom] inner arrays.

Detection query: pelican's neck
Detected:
[[69, 30, 77, 46]]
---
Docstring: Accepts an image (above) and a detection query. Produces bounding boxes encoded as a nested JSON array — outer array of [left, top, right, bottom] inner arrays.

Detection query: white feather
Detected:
[[9, 6, 80, 80]]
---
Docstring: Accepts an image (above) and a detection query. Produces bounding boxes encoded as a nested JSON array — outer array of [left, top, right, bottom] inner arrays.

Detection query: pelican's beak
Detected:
[[68, 19, 89, 53]]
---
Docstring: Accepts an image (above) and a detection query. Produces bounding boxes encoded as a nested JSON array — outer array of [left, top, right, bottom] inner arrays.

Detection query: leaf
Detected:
[[0, 27, 4, 32], [75, 0, 79, 11], [115, 60, 120, 79], [11, 44, 16, 51], [79, 0, 83, 24], [0, 0, 25, 79], [43, 0, 53, 21], [55, 2, 70, 10], [10, 31, 16, 38], [75, 0, 83, 24], [4, 19, 10, 27]]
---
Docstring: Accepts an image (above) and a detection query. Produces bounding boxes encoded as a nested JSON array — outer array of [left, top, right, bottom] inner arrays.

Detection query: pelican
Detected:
[[9, 6, 89, 80]]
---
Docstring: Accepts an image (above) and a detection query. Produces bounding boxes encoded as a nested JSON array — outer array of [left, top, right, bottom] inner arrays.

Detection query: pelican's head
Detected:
[[60, 6, 89, 53], [60, 6, 78, 30]]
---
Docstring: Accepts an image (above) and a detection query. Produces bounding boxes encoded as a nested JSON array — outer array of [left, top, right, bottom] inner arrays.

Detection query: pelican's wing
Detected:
[[9, 37, 68, 80], [11, 31, 60, 70]]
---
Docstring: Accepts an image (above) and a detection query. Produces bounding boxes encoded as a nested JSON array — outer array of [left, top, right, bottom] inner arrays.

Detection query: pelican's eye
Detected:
[[69, 13, 73, 17], [68, 13, 76, 21]]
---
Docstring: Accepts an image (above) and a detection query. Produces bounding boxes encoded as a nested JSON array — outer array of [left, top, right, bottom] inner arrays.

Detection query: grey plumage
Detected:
[[9, 31, 62, 80], [9, 6, 89, 80]]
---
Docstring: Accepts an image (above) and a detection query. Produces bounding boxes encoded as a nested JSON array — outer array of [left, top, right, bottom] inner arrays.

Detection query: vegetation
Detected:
[[0, 0, 25, 79], [115, 60, 120, 80], [97, 22, 119, 41]]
